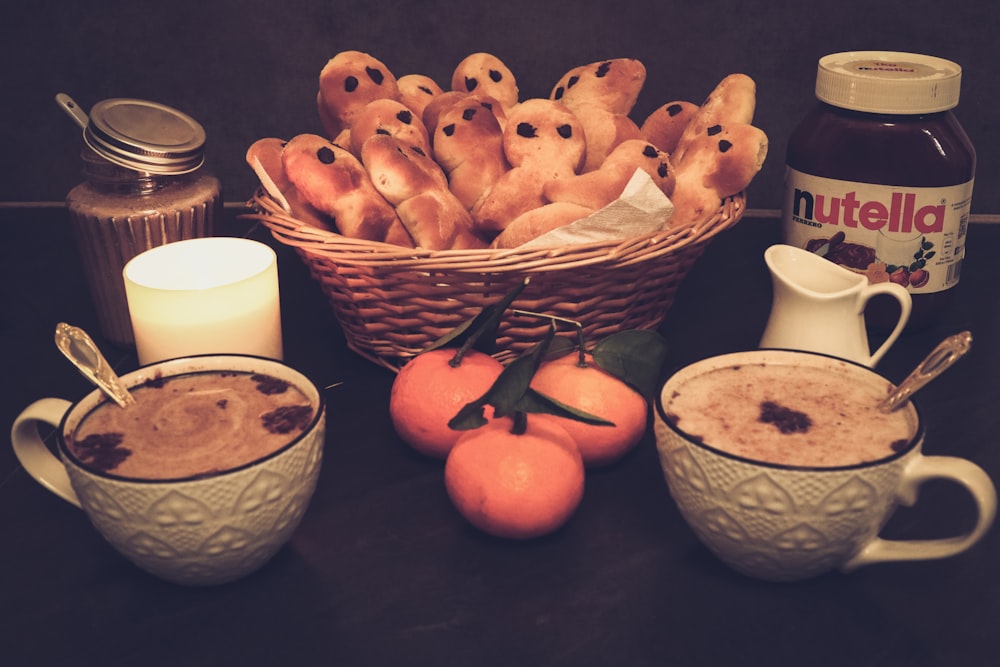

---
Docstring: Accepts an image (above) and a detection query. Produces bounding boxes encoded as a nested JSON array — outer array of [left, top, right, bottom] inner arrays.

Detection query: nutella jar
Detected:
[[783, 52, 975, 330], [66, 98, 221, 346]]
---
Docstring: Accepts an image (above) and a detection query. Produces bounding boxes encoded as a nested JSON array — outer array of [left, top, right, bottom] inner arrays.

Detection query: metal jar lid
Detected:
[[84, 98, 207, 174]]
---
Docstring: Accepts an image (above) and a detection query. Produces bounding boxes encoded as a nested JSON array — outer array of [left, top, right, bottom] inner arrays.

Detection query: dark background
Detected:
[[2, 0, 997, 216]]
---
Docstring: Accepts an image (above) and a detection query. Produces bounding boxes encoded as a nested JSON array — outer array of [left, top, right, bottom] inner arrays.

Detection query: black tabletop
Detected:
[[2, 205, 998, 667]]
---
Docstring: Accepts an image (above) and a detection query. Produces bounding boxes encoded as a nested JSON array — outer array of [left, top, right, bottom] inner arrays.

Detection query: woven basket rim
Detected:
[[243, 188, 745, 272]]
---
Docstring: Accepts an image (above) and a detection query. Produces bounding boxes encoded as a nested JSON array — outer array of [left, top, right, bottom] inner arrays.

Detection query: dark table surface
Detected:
[[2, 205, 998, 667]]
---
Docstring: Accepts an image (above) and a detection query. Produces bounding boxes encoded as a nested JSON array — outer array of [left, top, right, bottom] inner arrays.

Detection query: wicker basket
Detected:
[[245, 189, 745, 371]]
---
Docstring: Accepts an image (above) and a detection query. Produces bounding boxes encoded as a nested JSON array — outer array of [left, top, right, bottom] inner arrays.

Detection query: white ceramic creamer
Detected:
[[759, 244, 912, 367]]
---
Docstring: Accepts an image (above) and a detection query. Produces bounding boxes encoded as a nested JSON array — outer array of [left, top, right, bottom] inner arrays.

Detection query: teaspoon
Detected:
[[55, 323, 135, 408], [878, 330, 972, 413]]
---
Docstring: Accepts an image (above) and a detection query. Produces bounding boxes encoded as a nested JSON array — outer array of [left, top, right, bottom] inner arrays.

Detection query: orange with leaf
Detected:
[[445, 320, 668, 539], [531, 329, 666, 468], [390, 280, 669, 539], [389, 280, 525, 459]]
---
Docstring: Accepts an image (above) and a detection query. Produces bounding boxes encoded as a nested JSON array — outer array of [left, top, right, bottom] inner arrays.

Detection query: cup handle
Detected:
[[860, 282, 912, 366], [842, 454, 997, 571], [10, 398, 82, 507]]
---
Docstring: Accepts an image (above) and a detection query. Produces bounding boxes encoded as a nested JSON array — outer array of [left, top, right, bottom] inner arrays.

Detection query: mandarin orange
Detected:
[[530, 352, 648, 467], [444, 415, 585, 539], [389, 348, 504, 458]]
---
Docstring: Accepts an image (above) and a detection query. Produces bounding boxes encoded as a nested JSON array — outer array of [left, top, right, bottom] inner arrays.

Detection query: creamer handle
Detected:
[[861, 281, 912, 366]]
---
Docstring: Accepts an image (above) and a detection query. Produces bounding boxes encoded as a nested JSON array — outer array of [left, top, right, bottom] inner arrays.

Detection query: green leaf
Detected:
[[592, 329, 670, 402], [424, 278, 529, 357], [543, 335, 577, 361], [480, 353, 539, 418], [447, 321, 615, 431], [517, 387, 614, 425], [448, 400, 491, 431], [447, 353, 538, 431]]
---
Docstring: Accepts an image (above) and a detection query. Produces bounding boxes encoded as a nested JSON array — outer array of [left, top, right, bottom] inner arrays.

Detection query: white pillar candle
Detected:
[[124, 237, 283, 365]]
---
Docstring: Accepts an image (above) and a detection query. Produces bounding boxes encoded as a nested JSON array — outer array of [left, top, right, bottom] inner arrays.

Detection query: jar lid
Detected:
[[815, 51, 962, 114], [84, 98, 206, 174]]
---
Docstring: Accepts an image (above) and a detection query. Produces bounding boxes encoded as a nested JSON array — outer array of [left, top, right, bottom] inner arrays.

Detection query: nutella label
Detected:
[[783, 168, 973, 294]]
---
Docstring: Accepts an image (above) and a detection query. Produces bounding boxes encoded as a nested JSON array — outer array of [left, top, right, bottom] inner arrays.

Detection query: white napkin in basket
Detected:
[[517, 169, 676, 250]]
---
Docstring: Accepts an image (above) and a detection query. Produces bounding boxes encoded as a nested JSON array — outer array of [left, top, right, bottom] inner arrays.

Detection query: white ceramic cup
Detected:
[[11, 354, 325, 586], [654, 349, 996, 582], [124, 237, 283, 365]]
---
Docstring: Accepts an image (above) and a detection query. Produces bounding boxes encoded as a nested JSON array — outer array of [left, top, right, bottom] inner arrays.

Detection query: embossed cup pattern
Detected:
[[654, 417, 906, 582], [653, 349, 996, 583], [11, 354, 326, 587], [64, 421, 324, 586]]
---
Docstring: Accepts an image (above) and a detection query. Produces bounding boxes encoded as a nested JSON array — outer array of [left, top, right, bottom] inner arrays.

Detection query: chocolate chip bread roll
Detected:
[[317, 50, 400, 140], [433, 97, 511, 210], [451, 52, 519, 113], [348, 98, 432, 159], [544, 139, 675, 210], [472, 98, 586, 234], [397, 73, 444, 119], [361, 134, 486, 250], [669, 123, 768, 229], [640, 101, 699, 154], [549, 58, 647, 172], [282, 133, 414, 246], [672, 73, 756, 163], [246, 137, 336, 231]]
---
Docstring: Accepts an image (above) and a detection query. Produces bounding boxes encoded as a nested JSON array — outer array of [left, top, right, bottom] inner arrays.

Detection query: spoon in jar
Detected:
[[878, 330, 972, 413], [55, 323, 135, 408]]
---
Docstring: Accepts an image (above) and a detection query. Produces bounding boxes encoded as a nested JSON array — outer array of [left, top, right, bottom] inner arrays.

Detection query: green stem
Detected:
[[510, 411, 528, 436], [574, 322, 588, 367], [449, 343, 470, 367]]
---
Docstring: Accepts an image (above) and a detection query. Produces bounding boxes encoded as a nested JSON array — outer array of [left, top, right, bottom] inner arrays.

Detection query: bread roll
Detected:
[[672, 73, 756, 163], [549, 58, 647, 171], [433, 97, 511, 210], [550, 58, 646, 116], [451, 52, 519, 112], [397, 73, 444, 119], [361, 134, 486, 249], [544, 139, 675, 210], [282, 133, 414, 246], [669, 123, 768, 229], [348, 98, 431, 158], [640, 101, 698, 154], [570, 104, 643, 173], [491, 202, 594, 249], [317, 50, 400, 139], [472, 98, 585, 234], [246, 137, 335, 231]]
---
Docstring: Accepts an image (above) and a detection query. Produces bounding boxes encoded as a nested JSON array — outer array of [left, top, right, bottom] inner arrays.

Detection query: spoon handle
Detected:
[[55, 93, 89, 130], [879, 331, 972, 413], [55, 323, 135, 408]]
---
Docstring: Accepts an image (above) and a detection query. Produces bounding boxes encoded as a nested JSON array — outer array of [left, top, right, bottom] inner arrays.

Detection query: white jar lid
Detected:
[[84, 98, 206, 174], [815, 51, 962, 114]]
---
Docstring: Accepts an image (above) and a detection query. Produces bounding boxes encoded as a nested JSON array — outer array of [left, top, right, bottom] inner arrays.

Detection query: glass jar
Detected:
[[66, 98, 222, 346], [782, 52, 975, 331]]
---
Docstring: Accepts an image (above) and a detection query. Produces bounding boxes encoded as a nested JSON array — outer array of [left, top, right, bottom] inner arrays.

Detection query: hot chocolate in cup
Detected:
[[654, 348, 996, 582], [11, 354, 326, 586]]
